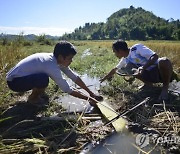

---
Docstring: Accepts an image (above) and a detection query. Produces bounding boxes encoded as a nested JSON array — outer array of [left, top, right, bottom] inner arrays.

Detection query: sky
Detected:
[[0, 0, 180, 36]]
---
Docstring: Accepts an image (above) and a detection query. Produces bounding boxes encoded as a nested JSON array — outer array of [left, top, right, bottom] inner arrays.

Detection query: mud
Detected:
[[0, 75, 180, 154]]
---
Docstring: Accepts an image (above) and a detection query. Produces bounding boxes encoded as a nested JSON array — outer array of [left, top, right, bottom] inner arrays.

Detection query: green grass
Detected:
[[20, 42, 55, 54], [71, 40, 180, 75], [72, 40, 180, 100], [1, 40, 180, 109]]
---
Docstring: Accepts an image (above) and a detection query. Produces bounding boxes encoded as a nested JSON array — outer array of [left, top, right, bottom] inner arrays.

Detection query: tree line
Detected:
[[60, 6, 180, 41]]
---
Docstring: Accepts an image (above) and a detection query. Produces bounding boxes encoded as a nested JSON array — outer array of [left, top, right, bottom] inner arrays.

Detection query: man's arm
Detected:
[[135, 44, 159, 75], [75, 77, 94, 96], [61, 67, 103, 101], [75, 77, 103, 101], [48, 66, 101, 104], [143, 54, 158, 69], [70, 90, 98, 106], [136, 54, 158, 75], [100, 68, 117, 83]]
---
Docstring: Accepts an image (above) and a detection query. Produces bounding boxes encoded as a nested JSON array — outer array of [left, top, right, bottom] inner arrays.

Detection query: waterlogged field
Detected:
[[72, 40, 180, 74], [1, 40, 179, 107], [0, 40, 180, 153]]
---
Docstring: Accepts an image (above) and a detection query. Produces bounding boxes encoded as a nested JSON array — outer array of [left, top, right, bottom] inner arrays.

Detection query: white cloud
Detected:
[[0, 26, 73, 36]]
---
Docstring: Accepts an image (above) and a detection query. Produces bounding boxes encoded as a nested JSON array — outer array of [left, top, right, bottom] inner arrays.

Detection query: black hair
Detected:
[[112, 39, 128, 52], [53, 41, 77, 59]]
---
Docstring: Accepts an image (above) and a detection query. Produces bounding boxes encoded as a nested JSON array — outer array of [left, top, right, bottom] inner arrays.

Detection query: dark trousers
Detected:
[[7, 73, 49, 92]]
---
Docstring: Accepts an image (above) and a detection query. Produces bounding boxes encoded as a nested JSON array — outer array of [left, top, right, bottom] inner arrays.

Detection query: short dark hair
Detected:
[[112, 39, 128, 51], [53, 41, 77, 59]]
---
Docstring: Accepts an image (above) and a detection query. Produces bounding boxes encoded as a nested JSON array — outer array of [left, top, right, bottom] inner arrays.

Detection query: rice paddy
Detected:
[[0, 40, 180, 153]]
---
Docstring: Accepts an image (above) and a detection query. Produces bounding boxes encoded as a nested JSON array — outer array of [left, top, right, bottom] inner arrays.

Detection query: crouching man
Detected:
[[100, 39, 173, 101], [6, 41, 102, 105]]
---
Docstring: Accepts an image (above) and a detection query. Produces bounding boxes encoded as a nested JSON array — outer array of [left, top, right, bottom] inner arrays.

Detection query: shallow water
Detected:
[[58, 74, 164, 154], [89, 132, 162, 154], [57, 74, 102, 112]]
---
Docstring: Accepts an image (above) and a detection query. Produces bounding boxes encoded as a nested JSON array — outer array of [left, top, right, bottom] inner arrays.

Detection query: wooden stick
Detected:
[[104, 97, 150, 126], [41, 116, 101, 121]]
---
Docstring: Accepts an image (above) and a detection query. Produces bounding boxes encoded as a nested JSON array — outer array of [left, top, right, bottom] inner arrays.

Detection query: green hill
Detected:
[[60, 6, 180, 40]]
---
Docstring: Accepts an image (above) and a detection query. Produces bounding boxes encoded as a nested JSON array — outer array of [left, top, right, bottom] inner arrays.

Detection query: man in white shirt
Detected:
[[100, 40, 173, 101], [6, 41, 102, 105]]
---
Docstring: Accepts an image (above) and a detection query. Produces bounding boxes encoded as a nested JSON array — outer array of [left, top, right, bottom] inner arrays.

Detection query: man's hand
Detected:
[[100, 68, 117, 83], [134, 66, 145, 76], [88, 97, 98, 106]]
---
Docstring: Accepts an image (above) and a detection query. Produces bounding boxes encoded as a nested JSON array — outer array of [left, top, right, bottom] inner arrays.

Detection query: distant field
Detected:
[[0, 40, 180, 108], [71, 40, 180, 74]]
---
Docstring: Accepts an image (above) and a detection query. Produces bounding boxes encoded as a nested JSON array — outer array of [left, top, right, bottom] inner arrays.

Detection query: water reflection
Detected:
[[87, 132, 162, 154], [57, 74, 163, 154], [58, 74, 102, 112]]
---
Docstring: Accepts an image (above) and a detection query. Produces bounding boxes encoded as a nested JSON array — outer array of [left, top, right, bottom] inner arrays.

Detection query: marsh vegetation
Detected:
[[0, 39, 180, 153]]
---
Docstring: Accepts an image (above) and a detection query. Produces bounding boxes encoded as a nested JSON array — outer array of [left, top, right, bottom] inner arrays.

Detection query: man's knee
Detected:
[[158, 57, 173, 82], [158, 57, 172, 68]]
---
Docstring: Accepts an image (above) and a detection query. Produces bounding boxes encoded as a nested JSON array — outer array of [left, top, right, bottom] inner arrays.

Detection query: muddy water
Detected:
[[58, 74, 163, 154], [88, 132, 161, 154], [57, 74, 102, 112]]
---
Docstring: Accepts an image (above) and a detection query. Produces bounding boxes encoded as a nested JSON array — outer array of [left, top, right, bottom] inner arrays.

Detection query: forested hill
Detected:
[[60, 6, 180, 40]]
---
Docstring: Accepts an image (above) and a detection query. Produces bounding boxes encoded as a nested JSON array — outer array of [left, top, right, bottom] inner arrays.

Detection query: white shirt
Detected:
[[116, 44, 157, 70], [6, 53, 78, 94]]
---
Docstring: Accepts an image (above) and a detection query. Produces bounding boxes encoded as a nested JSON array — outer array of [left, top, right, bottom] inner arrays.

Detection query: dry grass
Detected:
[[0, 43, 27, 108], [142, 41, 180, 71], [147, 102, 180, 134], [74, 40, 180, 70]]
